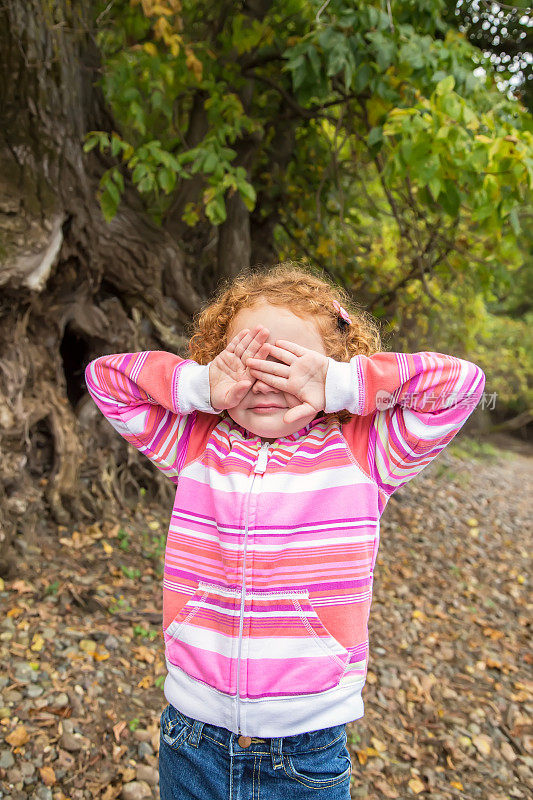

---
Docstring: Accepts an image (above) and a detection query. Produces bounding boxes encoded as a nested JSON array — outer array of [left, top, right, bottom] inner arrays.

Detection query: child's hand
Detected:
[[246, 340, 329, 425], [209, 326, 270, 411]]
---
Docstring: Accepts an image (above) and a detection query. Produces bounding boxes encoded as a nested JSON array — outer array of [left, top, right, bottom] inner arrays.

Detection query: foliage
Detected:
[[85, 0, 533, 417]]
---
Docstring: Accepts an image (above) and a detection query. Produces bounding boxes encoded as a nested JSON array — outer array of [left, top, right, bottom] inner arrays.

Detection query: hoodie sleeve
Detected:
[[324, 351, 486, 501], [84, 351, 218, 482]]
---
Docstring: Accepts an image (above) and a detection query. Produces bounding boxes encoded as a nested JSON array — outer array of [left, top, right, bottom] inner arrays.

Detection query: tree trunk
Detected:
[[0, 0, 268, 575]]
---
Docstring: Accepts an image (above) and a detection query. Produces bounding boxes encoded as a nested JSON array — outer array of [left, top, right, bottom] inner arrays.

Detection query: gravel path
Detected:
[[0, 434, 531, 800]]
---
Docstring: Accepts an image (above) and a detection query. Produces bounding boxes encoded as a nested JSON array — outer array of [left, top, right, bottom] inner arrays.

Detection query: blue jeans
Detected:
[[159, 703, 353, 799]]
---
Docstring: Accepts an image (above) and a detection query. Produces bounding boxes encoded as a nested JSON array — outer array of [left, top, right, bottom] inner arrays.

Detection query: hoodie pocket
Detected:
[[244, 589, 351, 698], [164, 581, 239, 695]]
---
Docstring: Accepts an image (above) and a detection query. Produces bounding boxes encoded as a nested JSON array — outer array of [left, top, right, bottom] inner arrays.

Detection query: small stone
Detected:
[[516, 763, 531, 780], [135, 764, 158, 785], [121, 780, 152, 800], [7, 766, 23, 783], [20, 760, 36, 778], [55, 748, 76, 770], [14, 663, 36, 683], [133, 729, 152, 743], [59, 732, 83, 752], [104, 635, 119, 650], [501, 741, 517, 762], [35, 786, 53, 800], [4, 689, 23, 703], [0, 749, 15, 768], [27, 684, 44, 698], [54, 692, 69, 708], [138, 741, 153, 760]]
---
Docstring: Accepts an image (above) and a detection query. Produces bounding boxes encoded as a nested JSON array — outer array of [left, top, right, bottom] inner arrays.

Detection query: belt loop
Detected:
[[270, 736, 283, 770], [188, 719, 205, 748]]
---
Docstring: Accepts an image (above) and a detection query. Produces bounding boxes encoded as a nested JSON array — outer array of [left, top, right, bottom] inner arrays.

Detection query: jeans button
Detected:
[[238, 736, 252, 748]]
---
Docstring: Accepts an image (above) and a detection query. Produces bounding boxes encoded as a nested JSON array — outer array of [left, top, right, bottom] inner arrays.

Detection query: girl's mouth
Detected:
[[251, 405, 283, 413]]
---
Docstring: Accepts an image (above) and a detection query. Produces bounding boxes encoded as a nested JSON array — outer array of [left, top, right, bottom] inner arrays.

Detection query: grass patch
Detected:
[[117, 528, 131, 551], [447, 437, 502, 462], [141, 531, 166, 580], [133, 624, 158, 641]]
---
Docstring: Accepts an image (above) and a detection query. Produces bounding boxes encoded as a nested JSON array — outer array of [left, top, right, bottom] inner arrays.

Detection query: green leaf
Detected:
[[508, 206, 521, 236], [436, 75, 455, 96], [441, 93, 461, 120], [100, 189, 119, 222], [137, 174, 155, 193], [111, 134, 123, 157], [203, 151, 218, 173], [307, 46, 321, 77], [83, 134, 100, 153], [158, 167, 176, 193], [428, 176, 442, 201], [354, 63, 372, 92], [237, 180, 256, 210], [205, 193, 227, 225], [440, 180, 461, 217], [367, 126, 383, 147], [132, 163, 148, 183], [111, 168, 124, 193], [102, 175, 121, 207], [366, 32, 395, 71]]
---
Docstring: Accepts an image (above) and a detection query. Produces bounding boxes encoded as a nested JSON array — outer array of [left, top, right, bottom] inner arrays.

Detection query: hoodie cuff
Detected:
[[174, 362, 217, 415], [324, 357, 361, 415]]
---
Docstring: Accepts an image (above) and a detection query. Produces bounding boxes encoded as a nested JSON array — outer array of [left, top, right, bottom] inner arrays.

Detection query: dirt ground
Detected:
[[0, 433, 531, 800]]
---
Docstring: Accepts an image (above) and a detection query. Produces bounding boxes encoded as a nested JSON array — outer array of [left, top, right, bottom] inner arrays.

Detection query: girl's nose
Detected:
[[251, 378, 276, 394]]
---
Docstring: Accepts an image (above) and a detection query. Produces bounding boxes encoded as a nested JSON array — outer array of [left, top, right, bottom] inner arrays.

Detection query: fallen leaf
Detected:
[[472, 733, 492, 757], [30, 633, 44, 652], [6, 725, 30, 746], [374, 778, 398, 798], [408, 777, 425, 794], [121, 766, 136, 782], [94, 647, 110, 662], [10, 580, 34, 594], [371, 736, 387, 753], [113, 720, 127, 742], [39, 765, 56, 786], [500, 742, 517, 762]]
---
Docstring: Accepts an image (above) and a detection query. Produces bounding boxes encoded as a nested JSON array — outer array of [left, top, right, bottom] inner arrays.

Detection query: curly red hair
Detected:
[[189, 261, 381, 364], [188, 260, 383, 423]]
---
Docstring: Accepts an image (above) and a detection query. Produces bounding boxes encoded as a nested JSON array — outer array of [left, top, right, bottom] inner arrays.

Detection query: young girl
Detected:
[[85, 262, 485, 799]]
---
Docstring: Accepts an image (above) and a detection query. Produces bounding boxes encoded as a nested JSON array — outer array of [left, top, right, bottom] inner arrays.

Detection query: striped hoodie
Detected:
[[85, 349, 485, 737]]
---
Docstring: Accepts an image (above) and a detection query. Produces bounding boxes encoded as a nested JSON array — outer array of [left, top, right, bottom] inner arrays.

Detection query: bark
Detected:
[[0, 0, 206, 575]]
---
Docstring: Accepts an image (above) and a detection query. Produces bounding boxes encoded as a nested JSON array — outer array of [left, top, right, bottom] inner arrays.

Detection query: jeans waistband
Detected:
[[174, 707, 347, 762]]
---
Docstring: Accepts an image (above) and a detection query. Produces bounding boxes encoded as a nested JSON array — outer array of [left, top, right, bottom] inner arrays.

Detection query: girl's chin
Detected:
[[227, 408, 312, 440]]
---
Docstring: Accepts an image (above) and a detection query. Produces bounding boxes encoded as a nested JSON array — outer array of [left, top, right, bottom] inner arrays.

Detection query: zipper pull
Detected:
[[254, 443, 269, 474]]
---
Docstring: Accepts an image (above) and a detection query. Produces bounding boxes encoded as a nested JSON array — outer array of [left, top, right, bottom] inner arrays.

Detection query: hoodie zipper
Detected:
[[236, 441, 269, 735]]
